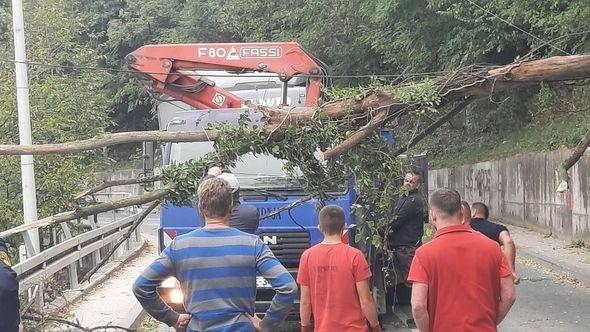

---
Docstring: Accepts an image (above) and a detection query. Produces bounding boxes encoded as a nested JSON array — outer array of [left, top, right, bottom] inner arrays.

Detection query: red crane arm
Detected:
[[126, 42, 324, 108]]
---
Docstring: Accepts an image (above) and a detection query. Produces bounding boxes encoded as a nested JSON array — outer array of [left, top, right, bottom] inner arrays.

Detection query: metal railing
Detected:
[[3, 191, 144, 312], [13, 211, 141, 291]]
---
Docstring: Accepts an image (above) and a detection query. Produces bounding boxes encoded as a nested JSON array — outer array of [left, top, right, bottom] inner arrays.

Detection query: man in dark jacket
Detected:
[[207, 167, 260, 234], [388, 171, 427, 305], [0, 238, 22, 332]]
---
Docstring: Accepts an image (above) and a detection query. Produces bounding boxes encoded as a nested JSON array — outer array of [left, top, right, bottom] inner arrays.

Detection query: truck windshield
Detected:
[[169, 142, 304, 189]]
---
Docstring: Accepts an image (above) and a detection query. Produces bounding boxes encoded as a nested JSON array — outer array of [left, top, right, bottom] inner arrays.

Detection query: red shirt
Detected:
[[297, 243, 372, 332], [408, 225, 512, 332]]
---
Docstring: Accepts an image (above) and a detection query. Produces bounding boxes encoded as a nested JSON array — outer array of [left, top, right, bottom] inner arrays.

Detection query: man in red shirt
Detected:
[[297, 205, 382, 332], [408, 188, 516, 332]]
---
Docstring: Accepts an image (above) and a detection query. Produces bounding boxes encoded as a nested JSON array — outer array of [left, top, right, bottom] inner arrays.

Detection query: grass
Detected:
[[571, 239, 588, 250], [431, 110, 590, 169]]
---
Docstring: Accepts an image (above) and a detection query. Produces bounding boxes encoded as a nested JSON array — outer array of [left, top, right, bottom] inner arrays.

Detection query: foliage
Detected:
[[0, 0, 589, 260], [160, 103, 414, 259], [0, 0, 110, 244]]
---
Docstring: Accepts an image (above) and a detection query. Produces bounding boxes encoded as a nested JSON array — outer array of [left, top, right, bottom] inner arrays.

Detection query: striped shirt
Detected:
[[133, 227, 297, 331]]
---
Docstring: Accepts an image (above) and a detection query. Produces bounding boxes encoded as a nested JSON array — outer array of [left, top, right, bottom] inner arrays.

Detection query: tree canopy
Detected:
[[0, 0, 589, 238]]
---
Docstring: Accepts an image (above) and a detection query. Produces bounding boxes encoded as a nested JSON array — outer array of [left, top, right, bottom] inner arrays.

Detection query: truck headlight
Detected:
[[161, 277, 178, 288], [169, 289, 184, 304]]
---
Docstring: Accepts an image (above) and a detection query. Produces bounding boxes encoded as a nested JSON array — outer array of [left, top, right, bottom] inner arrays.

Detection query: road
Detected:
[[139, 212, 590, 331], [498, 256, 590, 331]]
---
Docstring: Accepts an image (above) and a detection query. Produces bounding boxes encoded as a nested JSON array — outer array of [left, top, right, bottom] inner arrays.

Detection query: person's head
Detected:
[[471, 202, 489, 219], [461, 201, 471, 226], [197, 177, 233, 224], [403, 171, 421, 191], [318, 205, 346, 236], [218, 172, 240, 201], [429, 188, 462, 229]]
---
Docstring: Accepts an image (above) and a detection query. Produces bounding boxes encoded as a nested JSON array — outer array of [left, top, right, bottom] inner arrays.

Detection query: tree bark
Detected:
[[257, 55, 590, 160], [0, 130, 218, 155], [1, 54, 589, 158], [556, 128, 590, 193]]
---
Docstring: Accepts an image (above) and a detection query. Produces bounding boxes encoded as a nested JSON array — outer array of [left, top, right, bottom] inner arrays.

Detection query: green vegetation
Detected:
[[419, 85, 590, 168], [1, 0, 590, 241]]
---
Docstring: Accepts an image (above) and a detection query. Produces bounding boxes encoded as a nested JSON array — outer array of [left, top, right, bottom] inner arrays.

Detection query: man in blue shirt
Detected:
[[133, 177, 297, 331]]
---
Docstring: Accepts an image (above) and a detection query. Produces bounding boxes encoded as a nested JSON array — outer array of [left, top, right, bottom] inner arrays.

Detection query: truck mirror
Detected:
[[142, 141, 155, 190]]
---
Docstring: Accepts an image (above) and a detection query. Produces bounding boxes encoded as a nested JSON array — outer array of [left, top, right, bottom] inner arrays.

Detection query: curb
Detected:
[[517, 246, 590, 287], [130, 304, 148, 330]]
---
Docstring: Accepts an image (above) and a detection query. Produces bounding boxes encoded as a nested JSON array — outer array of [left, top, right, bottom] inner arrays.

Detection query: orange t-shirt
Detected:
[[408, 225, 512, 332], [297, 243, 372, 332]]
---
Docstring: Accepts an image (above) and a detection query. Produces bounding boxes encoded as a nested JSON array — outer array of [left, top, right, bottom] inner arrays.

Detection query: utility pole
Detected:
[[12, 0, 40, 255]]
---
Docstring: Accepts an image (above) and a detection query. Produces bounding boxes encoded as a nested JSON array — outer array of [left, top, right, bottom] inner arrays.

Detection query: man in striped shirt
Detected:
[[133, 177, 297, 331]]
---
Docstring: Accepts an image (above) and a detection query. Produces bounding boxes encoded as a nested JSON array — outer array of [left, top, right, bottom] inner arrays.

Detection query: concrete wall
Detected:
[[429, 148, 590, 242], [100, 169, 146, 197]]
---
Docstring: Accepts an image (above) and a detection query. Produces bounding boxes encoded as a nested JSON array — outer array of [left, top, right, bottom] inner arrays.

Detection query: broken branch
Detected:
[[72, 175, 163, 200], [556, 127, 590, 193], [0, 188, 171, 239], [80, 200, 160, 283], [0, 130, 218, 155], [392, 97, 475, 157]]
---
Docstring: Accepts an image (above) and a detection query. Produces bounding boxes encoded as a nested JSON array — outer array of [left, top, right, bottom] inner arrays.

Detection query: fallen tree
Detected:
[[1, 53, 589, 255]]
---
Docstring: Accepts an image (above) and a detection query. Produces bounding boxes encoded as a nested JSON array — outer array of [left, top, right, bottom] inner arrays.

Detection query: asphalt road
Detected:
[[498, 256, 590, 332], [383, 256, 590, 332], [139, 212, 590, 332]]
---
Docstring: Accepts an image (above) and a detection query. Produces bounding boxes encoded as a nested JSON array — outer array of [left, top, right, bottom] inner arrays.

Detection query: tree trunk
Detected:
[[1, 54, 589, 159]]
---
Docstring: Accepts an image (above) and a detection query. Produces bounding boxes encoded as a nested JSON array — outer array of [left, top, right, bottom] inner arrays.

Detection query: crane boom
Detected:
[[126, 42, 325, 109]]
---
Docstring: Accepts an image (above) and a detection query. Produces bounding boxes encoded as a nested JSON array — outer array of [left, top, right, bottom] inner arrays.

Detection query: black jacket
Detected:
[[388, 189, 427, 247], [202, 174, 260, 234], [0, 240, 20, 332]]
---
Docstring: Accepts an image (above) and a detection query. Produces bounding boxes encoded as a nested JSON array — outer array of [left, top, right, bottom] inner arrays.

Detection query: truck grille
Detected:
[[259, 231, 310, 262]]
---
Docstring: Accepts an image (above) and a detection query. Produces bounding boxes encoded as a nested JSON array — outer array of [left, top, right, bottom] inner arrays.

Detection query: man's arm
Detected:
[[299, 285, 312, 328], [497, 275, 516, 324], [355, 280, 381, 330], [411, 282, 430, 332], [498, 230, 519, 283], [132, 246, 179, 327], [256, 240, 298, 331]]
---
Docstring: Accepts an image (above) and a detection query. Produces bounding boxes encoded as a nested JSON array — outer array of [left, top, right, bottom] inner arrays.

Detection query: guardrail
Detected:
[[13, 211, 141, 291], [4, 191, 144, 312]]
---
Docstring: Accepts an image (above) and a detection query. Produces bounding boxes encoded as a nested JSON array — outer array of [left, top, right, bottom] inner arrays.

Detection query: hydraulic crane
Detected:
[[126, 42, 327, 109]]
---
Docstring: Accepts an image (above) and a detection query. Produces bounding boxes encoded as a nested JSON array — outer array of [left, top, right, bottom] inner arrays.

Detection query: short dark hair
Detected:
[[319, 205, 346, 235], [471, 202, 489, 219], [197, 178, 233, 219], [406, 170, 421, 180], [429, 188, 461, 216]]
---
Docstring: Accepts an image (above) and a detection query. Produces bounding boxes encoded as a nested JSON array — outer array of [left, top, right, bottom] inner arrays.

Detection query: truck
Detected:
[[127, 42, 428, 316]]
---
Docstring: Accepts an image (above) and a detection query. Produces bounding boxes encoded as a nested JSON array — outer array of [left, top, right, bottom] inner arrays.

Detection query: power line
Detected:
[[463, 0, 572, 56], [0, 57, 450, 80]]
